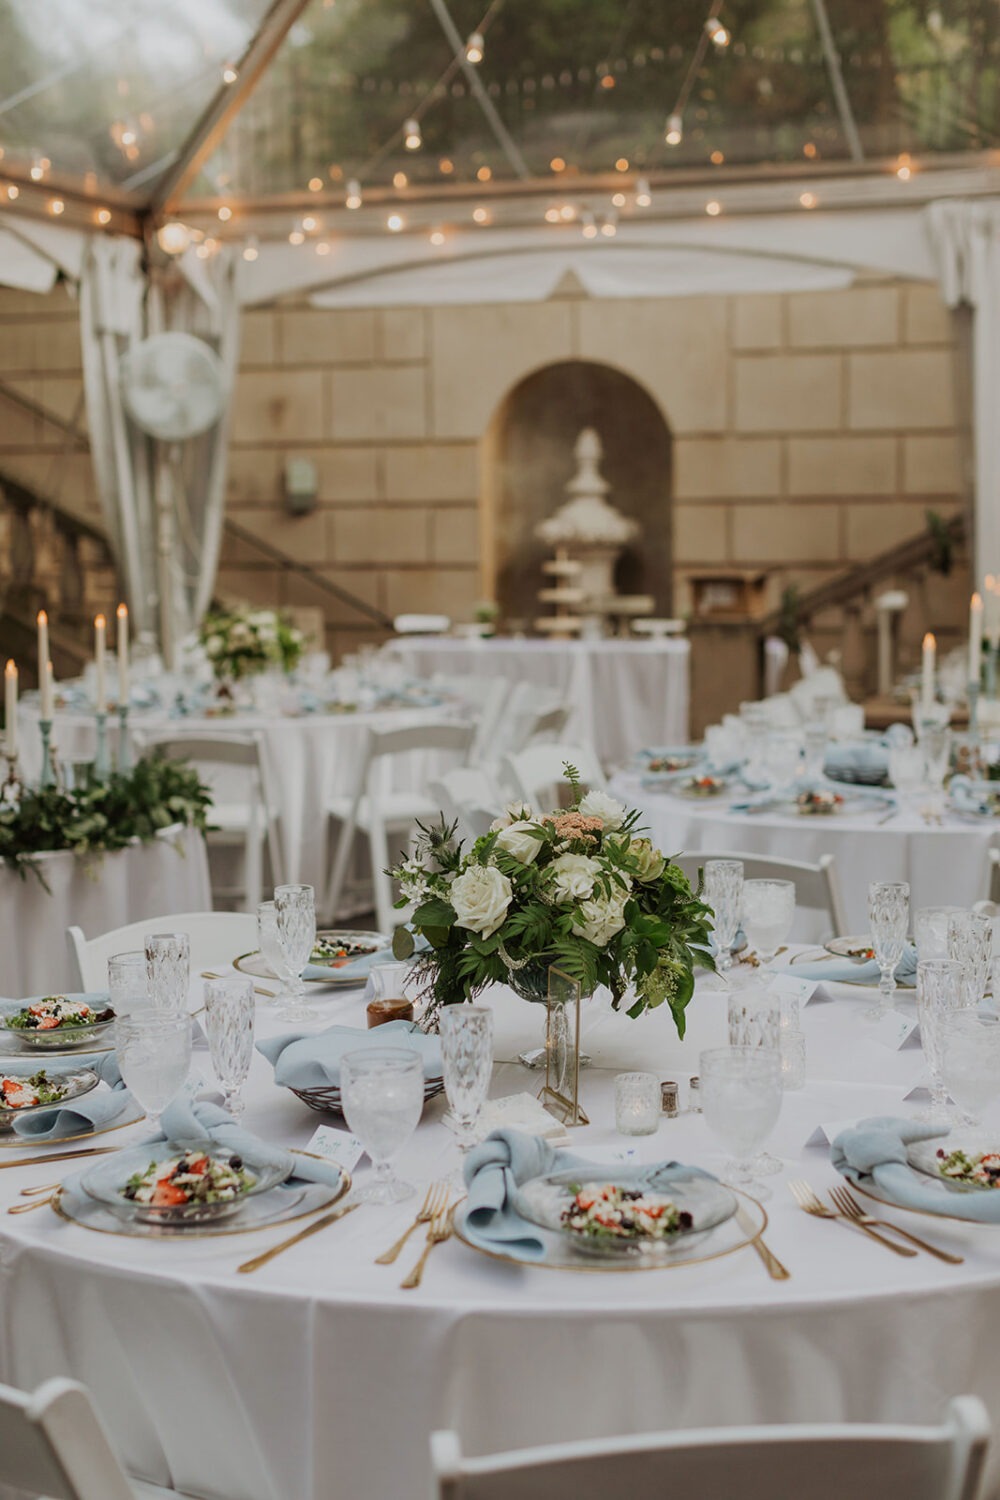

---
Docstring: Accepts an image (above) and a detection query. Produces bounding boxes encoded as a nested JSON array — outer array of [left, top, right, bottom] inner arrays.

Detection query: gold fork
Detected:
[[787, 1179, 916, 1256], [400, 1204, 455, 1290], [829, 1184, 963, 1264], [375, 1180, 450, 1265], [8, 1194, 56, 1214]]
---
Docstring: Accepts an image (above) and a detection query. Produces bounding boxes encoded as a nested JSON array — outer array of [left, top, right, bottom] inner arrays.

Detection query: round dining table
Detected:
[[3, 958, 1000, 1500], [613, 771, 1000, 934]]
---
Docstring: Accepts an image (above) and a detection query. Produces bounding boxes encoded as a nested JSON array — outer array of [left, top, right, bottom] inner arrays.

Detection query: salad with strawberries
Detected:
[[0, 1070, 69, 1110], [122, 1149, 256, 1208], [934, 1147, 1000, 1189], [6, 996, 115, 1033], [560, 1182, 694, 1244]]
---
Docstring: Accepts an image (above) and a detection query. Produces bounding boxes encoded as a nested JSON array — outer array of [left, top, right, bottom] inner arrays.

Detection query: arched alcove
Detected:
[[481, 360, 673, 628]]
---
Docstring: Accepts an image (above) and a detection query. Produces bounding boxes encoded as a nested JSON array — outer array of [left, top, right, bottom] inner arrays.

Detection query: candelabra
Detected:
[[39, 719, 56, 789], [94, 710, 110, 779], [116, 703, 131, 772], [1, 753, 22, 804], [967, 680, 982, 780]]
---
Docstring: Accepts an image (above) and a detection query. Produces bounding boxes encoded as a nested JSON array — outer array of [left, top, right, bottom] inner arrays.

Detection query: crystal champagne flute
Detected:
[[866, 880, 909, 1021], [274, 884, 318, 1022], [440, 1005, 494, 1150], [916, 957, 970, 1124], [203, 976, 255, 1120], [703, 859, 743, 977]]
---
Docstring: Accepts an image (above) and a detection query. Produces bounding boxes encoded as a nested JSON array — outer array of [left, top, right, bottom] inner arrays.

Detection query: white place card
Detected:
[[805, 1116, 862, 1148], [304, 1124, 366, 1172], [770, 974, 819, 1008], [868, 1011, 920, 1051]]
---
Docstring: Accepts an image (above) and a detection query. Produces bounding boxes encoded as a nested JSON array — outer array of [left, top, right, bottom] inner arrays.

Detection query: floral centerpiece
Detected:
[[390, 768, 713, 1038], [199, 606, 304, 683]]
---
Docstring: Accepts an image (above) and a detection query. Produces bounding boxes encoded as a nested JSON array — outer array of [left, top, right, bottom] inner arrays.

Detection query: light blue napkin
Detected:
[[257, 1019, 442, 1090], [727, 792, 778, 814], [832, 1115, 1000, 1222], [302, 947, 395, 984], [461, 1127, 716, 1261], [949, 775, 998, 817], [11, 1052, 130, 1141], [155, 1097, 344, 1189], [777, 943, 918, 988]]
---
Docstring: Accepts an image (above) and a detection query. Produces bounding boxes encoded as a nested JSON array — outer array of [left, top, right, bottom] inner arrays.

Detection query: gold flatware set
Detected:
[[788, 1179, 962, 1264]]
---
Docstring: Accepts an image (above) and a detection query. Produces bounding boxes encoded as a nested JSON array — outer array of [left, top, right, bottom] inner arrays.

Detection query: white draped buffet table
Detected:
[[614, 771, 1000, 934], [385, 637, 691, 764], [0, 824, 210, 996], [4, 962, 1000, 1500]]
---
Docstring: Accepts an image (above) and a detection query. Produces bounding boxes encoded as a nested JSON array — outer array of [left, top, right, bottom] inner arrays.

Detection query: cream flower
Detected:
[[571, 890, 629, 947], [490, 799, 537, 832], [548, 853, 601, 903], [578, 789, 627, 830], [494, 820, 543, 865], [628, 837, 665, 883], [449, 864, 512, 938]]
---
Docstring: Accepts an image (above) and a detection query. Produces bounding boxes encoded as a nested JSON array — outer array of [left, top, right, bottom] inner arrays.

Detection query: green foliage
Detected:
[[926, 510, 954, 576], [0, 756, 213, 887], [199, 607, 304, 682], [776, 585, 802, 656]]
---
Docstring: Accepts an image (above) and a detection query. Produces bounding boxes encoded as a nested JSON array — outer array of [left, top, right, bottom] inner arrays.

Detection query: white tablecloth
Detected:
[[615, 772, 1000, 934], [4, 962, 1000, 1499], [17, 704, 456, 893], [386, 637, 691, 764], [0, 824, 210, 996]]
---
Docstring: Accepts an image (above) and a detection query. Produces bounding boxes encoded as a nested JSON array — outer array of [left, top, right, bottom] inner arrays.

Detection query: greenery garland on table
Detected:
[[0, 756, 213, 887], [199, 605, 304, 682]]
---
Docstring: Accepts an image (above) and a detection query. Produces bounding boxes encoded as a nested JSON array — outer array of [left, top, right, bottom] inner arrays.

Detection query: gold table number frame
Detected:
[[539, 966, 589, 1127]]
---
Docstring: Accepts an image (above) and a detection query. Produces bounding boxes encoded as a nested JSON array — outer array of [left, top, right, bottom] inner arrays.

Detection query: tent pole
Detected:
[[809, 0, 865, 162]]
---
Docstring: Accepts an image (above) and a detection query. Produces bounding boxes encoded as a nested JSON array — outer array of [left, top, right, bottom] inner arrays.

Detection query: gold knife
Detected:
[[737, 1206, 790, 1280], [0, 1146, 119, 1171], [237, 1202, 360, 1273]]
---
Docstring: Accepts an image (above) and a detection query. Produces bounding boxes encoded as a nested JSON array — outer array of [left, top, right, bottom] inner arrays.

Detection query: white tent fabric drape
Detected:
[[925, 199, 999, 580], [79, 237, 240, 659]]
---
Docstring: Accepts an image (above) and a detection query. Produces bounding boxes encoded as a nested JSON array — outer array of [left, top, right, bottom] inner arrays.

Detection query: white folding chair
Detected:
[[67, 911, 260, 991], [431, 675, 511, 765], [497, 682, 573, 758], [430, 1397, 990, 1500], [134, 733, 283, 912], [323, 721, 476, 932], [674, 850, 848, 942], [0, 1375, 185, 1500], [499, 741, 606, 812], [427, 766, 503, 844]]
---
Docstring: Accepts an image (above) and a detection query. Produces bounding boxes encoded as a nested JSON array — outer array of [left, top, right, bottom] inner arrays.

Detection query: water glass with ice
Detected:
[[116, 1013, 192, 1134], [741, 879, 795, 964], [941, 1010, 1000, 1125], [440, 1005, 494, 1150], [340, 1047, 425, 1204], [699, 1046, 783, 1192]]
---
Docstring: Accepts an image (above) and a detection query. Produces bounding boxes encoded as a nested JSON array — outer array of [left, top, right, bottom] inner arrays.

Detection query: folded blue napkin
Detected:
[[949, 775, 997, 817], [257, 1019, 442, 1090], [302, 947, 394, 984], [777, 943, 918, 989], [461, 1127, 715, 1261], [155, 1097, 345, 1189], [832, 1116, 1000, 1222], [11, 1052, 130, 1141]]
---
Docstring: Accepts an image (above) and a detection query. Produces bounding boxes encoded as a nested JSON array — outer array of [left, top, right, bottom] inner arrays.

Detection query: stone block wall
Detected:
[[0, 271, 967, 668]]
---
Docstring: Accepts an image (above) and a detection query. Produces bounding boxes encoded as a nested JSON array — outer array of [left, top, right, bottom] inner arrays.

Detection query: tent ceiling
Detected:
[[1, 0, 1000, 246]]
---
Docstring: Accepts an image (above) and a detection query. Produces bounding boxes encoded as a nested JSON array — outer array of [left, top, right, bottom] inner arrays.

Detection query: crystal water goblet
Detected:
[[107, 950, 149, 1018], [116, 1013, 192, 1135], [764, 733, 802, 795], [203, 976, 255, 1120], [144, 932, 190, 1013], [940, 1011, 1000, 1125], [802, 722, 828, 784], [699, 1046, 783, 1196], [340, 1047, 425, 1204], [921, 724, 951, 791], [887, 745, 925, 813], [916, 957, 970, 1124], [741, 879, 795, 965], [726, 985, 782, 1174], [947, 911, 993, 1008], [274, 884, 318, 1021], [704, 859, 743, 976], [439, 1005, 494, 1150], [914, 906, 964, 961], [866, 881, 909, 1021]]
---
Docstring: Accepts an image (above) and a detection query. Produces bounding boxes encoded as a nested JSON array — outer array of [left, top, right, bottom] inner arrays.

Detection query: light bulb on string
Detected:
[[544, 206, 560, 223], [559, 203, 576, 221], [345, 179, 362, 209], [799, 191, 818, 209], [600, 216, 617, 237], [308, 176, 323, 192], [472, 206, 490, 225], [221, 62, 238, 84], [48, 198, 64, 216], [665, 113, 683, 146], [393, 171, 408, 188], [465, 31, 484, 64], [6, 185, 19, 201], [288, 228, 305, 245], [156, 220, 192, 256], [386, 213, 405, 232], [705, 17, 730, 47], [429, 227, 446, 246], [96, 207, 111, 225], [315, 240, 331, 256], [301, 214, 318, 232], [404, 118, 422, 150], [29, 153, 48, 181], [705, 199, 722, 216], [611, 191, 626, 208], [217, 204, 232, 222], [242, 235, 259, 261], [635, 177, 652, 207]]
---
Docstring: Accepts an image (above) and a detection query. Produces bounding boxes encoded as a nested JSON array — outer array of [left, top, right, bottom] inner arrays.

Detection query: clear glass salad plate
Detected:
[[825, 935, 876, 959], [235, 929, 388, 985], [514, 1171, 737, 1260], [907, 1135, 1000, 1193], [0, 1068, 99, 1132], [80, 1140, 292, 1226], [0, 997, 116, 1052]]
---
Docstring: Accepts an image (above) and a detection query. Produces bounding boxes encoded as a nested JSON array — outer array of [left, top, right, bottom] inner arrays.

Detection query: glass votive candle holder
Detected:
[[614, 1072, 661, 1136], [780, 1030, 807, 1091]]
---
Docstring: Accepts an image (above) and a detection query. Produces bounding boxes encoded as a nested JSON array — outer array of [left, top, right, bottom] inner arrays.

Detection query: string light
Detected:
[[221, 62, 238, 84], [429, 228, 446, 245], [301, 214, 318, 231], [635, 177, 652, 206], [477, 165, 492, 181], [600, 214, 617, 237], [393, 171, 408, 188], [386, 213, 405, 231], [895, 153, 913, 180], [6, 185, 18, 201], [581, 211, 597, 239], [665, 113, 683, 145], [345, 179, 362, 209], [544, 206, 560, 223], [438, 158, 454, 174], [48, 199, 64, 215], [29, 154, 48, 181], [799, 191, 818, 208], [705, 17, 730, 47], [710, 149, 725, 164], [242, 235, 259, 261], [472, 206, 490, 224], [615, 157, 629, 172], [308, 176, 323, 192], [550, 156, 566, 172], [315, 240, 331, 255], [465, 31, 484, 64], [404, 118, 422, 150], [96, 207, 111, 225], [559, 203, 576, 221], [705, 199, 722, 215], [157, 220, 192, 255], [288, 228, 305, 244], [217, 204, 232, 221], [611, 191, 626, 207]]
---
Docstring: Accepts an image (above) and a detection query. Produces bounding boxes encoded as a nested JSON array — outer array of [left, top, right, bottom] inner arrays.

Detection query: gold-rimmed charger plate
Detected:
[[48, 1165, 350, 1239], [453, 1186, 767, 1272], [0, 1096, 145, 1148], [850, 1174, 997, 1228], [234, 928, 387, 986]]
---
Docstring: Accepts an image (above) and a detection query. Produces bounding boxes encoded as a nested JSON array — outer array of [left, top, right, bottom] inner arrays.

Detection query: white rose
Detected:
[[629, 837, 665, 883], [206, 634, 224, 656], [578, 789, 627, 830], [494, 820, 542, 864], [571, 890, 629, 947], [450, 864, 512, 938], [548, 853, 601, 903], [490, 798, 537, 831]]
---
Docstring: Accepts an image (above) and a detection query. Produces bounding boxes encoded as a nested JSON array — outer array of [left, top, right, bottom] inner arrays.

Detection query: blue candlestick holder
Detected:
[[989, 646, 999, 703], [94, 710, 110, 779], [116, 703, 131, 772], [39, 718, 55, 789], [967, 679, 982, 779]]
